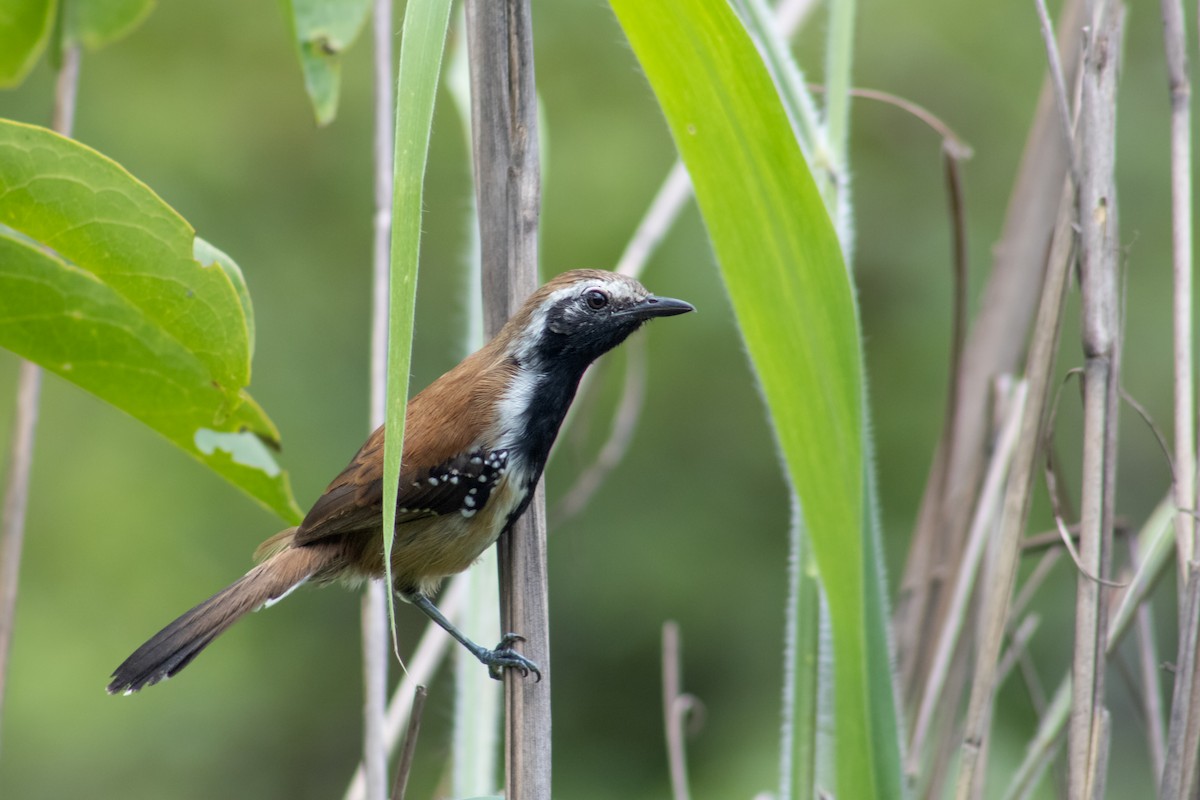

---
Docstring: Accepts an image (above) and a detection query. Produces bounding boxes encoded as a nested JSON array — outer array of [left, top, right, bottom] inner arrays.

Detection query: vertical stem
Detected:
[[0, 43, 80, 753], [0, 361, 42, 751], [662, 621, 693, 800], [1161, 566, 1200, 798], [1069, 7, 1122, 797], [464, 2, 547, 798], [363, 1, 396, 798], [1161, 0, 1195, 573], [821, 0, 856, 256]]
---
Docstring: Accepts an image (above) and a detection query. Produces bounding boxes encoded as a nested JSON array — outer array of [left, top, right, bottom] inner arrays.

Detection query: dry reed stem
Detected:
[[907, 380, 1028, 773], [361, 1, 397, 796], [464, 2, 548, 797], [895, 0, 1084, 704], [389, 685, 428, 800], [952, 122, 1079, 800], [1128, 535, 1167, 777], [1001, 494, 1176, 800], [1069, 7, 1123, 796], [1161, 566, 1200, 797], [1160, 0, 1196, 574]]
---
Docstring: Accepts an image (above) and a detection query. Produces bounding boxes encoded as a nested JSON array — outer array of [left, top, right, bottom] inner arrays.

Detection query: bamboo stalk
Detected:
[[464, 2, 548, 797]]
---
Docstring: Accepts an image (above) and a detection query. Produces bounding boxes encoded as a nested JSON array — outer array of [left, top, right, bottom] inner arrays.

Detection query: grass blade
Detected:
[[608, 2, 903, 796]]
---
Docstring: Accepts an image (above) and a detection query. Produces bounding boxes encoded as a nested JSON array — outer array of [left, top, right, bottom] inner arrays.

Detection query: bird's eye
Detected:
[[583, 289, 609, 310]]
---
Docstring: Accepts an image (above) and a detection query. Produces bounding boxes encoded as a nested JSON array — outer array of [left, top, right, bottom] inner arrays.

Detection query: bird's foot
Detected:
[[480, 633, 541, 682]]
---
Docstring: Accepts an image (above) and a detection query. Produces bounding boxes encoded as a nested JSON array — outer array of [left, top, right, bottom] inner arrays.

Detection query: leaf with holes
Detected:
[[283, 0, 372, 125], [0, 120, 301, 522]]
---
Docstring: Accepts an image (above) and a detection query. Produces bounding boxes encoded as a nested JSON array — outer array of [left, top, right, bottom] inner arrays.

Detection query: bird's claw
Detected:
[[482, 633, 541, 682]]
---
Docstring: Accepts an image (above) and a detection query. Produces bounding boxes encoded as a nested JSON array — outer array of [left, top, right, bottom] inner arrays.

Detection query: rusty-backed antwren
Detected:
[[107, 269, 693, 694]]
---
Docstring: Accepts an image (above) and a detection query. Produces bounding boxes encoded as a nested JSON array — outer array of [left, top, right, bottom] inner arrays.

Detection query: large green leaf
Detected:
[[0, 0, 55, 87], [283, 0, 372, 126], [0, 120, 301, 522], [608, 1, 904, 797]]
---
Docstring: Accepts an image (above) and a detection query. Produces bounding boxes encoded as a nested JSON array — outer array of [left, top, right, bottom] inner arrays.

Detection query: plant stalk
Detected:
[[464, 2, 548, 797], [0, 42, 80, 754]]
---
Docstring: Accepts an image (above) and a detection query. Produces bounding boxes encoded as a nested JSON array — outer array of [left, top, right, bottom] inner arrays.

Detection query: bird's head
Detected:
[[503, 269, 694, 369]]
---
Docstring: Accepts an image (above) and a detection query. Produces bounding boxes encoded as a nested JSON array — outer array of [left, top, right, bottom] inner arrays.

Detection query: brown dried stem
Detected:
[[895, 0, 1084, 707], [389, 686, 428, 800], [1068, 7, 1123, 796], [1160, 0, 1196, 575], [952, 105, 1079, 800], [464, 2, 548, 797]]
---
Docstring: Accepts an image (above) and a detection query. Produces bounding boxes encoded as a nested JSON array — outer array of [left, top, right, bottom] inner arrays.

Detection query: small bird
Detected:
[[108, 269, 693, 694]]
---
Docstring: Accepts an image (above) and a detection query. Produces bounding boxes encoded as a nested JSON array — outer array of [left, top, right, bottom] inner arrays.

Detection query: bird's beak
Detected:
[[617, 295, 695, 320]]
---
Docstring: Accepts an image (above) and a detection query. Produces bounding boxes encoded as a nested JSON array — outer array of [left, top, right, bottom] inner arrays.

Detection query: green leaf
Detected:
[[0, 120, 301, 523], [381, 0, 454, 630], [61, 0, 155, 50], [607, 2, 904, 798], [283, 0, 372, 126], [0, 0, 56, 87]]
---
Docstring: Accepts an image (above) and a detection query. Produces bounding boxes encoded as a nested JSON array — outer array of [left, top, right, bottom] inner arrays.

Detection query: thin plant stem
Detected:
[[1129, 535, 1166, 778], [0, 42, 80, 754], [895, 0, 1084, 704], [662, 621, 694, 800], [908, 380, 1028, 772], [1160, 0, 1196, 574], [952, 117, 1079, 800], [362, 1, 397, 798], [1035, 0, 1080, 182], [1069, 8, 1123, 796], [0, 362, 43, 752], [344, 578, 465, 800], [1160, 566, 1200, 798], [389, 686, 428, 800], [1000, 494, 1176, 800]]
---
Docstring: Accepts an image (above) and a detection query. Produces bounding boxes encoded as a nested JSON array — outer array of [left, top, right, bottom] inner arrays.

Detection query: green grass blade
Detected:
[[380, 0, 454, 636], [607, 1, 903, 797], [0, 121, 300, 521]]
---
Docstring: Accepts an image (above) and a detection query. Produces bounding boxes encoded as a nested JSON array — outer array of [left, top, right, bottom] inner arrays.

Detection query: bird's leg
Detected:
[[402, 591, 542, 681]]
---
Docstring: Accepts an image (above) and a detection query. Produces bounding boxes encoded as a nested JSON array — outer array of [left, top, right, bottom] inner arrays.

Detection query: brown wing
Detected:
[[294, 346, 519, 545]]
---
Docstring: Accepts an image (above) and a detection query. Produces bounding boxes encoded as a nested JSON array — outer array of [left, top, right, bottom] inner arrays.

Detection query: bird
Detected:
[[107, 269, 693, 694]]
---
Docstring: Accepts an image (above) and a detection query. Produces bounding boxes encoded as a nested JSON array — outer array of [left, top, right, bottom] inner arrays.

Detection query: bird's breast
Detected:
[[386, 459, 533, 594]]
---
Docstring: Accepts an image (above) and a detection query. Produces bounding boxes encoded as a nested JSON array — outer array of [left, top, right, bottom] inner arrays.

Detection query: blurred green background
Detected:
[[0, 0, 1186, 797]]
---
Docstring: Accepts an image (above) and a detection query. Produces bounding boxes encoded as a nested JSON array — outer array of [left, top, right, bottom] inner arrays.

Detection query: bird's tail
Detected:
[[107, 530, 324, 694]]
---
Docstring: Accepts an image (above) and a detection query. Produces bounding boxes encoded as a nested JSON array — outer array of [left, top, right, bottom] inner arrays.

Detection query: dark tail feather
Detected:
[[107, 541, 323, 694]]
